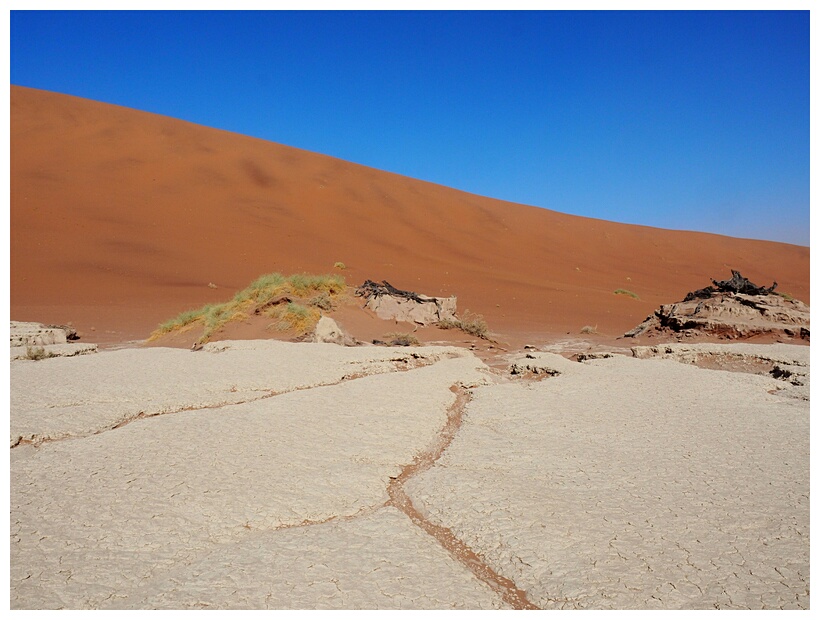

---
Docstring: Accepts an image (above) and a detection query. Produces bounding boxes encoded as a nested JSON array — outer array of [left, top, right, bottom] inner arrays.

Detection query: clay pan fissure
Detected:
[[386, 384, 540, 610], [10, 352, 443, 450]]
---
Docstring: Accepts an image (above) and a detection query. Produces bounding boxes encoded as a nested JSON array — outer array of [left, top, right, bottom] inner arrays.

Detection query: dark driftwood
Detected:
[[355, 280, 432, 304], [683, 270, 776, 301], [712, 270, 777, 295], [683, 287, 716, 302]]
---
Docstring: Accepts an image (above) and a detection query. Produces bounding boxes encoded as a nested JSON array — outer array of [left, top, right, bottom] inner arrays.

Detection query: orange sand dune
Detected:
[[10, 86, 810, 345]]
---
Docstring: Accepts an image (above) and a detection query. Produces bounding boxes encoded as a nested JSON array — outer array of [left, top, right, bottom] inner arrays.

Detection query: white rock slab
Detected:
[[10, 342, 98, 361], [631, 342, 810, 400], [10, 321, 73, 346], [630, 342, 809, 365]]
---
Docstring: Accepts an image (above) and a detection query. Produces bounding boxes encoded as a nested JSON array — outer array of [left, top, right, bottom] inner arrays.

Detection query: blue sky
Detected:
[[10, 10, 810, 246]]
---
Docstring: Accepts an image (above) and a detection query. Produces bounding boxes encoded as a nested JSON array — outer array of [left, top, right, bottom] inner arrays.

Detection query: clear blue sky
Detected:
[[10, 10, 810, 246]]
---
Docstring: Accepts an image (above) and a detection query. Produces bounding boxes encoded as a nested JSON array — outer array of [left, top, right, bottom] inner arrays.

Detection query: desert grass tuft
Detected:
[[309, 292, 335, 311], [437, 311, 490, 340], [383, 332, 420, 346], [288, 273, 345, 297], [614, 288, 640, 300], [150, 272, 346, 343], [287, 302, 318, 333], [270, 302, 321, 334], [777, 291, 795, 302], [333, 261, 346, 270], [154, 308, 205, 335], [580, 325, 598, 334]]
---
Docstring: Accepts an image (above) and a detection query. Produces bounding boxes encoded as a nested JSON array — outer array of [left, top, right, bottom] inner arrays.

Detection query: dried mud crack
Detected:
[[11, 351, 446, 449], [386, 384, 540, 610], [13, 340, 807, 609]]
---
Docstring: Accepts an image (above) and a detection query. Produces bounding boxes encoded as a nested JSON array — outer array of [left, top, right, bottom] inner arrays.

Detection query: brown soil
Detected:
[[11, 86, 810, 350]]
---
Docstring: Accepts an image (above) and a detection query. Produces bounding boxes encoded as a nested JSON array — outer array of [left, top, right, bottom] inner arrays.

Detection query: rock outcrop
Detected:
[[356, 280, 458, 326], [624, 271, 809, 341], [10, 321, 79, 346], [11, 343, 98, 361]]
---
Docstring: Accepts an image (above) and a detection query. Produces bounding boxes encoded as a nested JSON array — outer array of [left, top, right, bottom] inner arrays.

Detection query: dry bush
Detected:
[[459, 311, 489, 339], [309, 292, 334, 311], [436, 311, 490, 340], [383, 332, 419, 346], [24, 346, 59, 361], [276, 302, 320, 334], [437, 318, 460, 330], [614, 289, 640, 300], [580, 325, 598, 334]]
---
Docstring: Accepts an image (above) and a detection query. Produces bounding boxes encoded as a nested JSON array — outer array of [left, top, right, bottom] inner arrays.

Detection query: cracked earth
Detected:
[[10, 340, 809, 609]]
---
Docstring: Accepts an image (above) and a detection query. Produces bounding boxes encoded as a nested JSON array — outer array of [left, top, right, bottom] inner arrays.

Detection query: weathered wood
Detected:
[[683, 287, 716, 302], [684, 270, 776, 302], [356, 280, 431, 304], [711, 270, 777, 296]]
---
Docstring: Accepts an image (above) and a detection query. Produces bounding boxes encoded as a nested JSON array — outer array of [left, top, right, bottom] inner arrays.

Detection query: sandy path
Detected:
[[10, 341, 809, 609]]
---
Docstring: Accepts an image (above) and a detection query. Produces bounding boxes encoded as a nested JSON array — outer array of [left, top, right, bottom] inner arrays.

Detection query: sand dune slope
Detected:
[[10, 86, 810, 343]]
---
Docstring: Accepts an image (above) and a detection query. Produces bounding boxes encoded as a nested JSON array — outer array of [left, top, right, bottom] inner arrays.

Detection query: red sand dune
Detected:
[[10, 86, 810, 346]]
